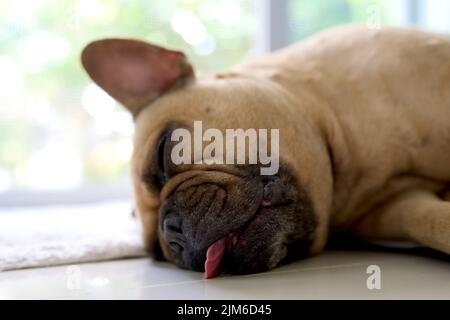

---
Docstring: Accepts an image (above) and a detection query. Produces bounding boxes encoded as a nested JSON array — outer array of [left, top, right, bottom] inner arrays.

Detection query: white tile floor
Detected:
[[1, 249, 449, 299]]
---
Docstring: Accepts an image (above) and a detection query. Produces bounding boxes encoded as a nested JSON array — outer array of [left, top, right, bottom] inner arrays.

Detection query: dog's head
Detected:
[[82, 39, 333, 277]]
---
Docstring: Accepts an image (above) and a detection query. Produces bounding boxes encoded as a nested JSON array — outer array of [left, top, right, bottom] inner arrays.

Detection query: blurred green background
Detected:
[[0, 0, 256, 191]]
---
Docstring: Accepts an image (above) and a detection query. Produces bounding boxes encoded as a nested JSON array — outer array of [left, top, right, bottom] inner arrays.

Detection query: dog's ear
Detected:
[[81, 39, 194, 118]]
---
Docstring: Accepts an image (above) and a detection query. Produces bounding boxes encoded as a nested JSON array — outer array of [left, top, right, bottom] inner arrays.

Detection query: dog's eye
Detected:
[[155, 133, 169, 188], [142, 126, 179, 191]]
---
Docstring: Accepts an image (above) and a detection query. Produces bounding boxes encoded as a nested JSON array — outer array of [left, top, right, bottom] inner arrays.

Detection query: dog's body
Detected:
[[82, 25, 450, 277], [236, 25, 450, 253]]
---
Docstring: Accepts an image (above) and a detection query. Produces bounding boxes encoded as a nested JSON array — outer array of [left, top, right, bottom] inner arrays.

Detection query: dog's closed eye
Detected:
[[141, 129, 173, 191], [155, 132, 168, 188]]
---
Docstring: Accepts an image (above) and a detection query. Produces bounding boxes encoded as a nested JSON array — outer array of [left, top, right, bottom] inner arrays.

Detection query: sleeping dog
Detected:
[[81, 25, 450, 278]]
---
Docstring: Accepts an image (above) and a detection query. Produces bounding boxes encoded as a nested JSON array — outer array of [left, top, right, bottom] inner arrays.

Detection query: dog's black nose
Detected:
[[159, 200, 212, 271], [161, 209, 185, 255]]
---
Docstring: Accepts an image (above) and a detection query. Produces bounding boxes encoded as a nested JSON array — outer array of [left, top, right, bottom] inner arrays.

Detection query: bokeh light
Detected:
[[0, 57, 23, 98], [171, 10, 209, 46], [25, 142, 83, 190], [17, 30, 70, 74]]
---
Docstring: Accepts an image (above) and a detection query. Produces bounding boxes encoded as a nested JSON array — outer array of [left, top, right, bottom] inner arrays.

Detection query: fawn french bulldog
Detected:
[[82, 25, 450, 278]]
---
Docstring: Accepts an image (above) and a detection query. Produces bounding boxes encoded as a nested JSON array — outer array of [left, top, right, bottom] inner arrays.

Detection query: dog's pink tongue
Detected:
[[204, 238, 227, 279]]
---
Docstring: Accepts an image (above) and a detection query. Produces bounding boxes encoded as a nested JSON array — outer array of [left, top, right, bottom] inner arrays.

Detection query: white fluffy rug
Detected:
[[0, 201, 147, 271]]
